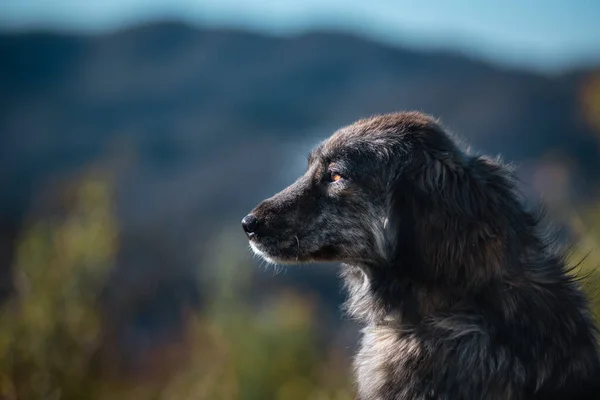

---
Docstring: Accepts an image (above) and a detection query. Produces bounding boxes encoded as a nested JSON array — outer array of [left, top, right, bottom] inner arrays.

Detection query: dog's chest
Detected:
[[355, 326, 434, 400]]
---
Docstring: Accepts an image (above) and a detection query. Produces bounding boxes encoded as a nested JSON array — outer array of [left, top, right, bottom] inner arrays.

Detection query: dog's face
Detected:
[[242, 112, 457, 267], [243, 135, 391, 266]]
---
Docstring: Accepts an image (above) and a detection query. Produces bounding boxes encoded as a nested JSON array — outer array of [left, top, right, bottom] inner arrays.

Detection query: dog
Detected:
[[242, 111, 600, 399]]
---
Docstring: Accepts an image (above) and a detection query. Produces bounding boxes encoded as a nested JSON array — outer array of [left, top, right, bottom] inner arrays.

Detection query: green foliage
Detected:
[[0, 176, 353, 399], [570, 204, 600, 322], [0, 178, 116, 399]]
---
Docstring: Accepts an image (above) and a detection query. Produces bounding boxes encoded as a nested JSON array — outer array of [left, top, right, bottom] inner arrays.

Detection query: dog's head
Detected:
[[243, 112, 516, 284]]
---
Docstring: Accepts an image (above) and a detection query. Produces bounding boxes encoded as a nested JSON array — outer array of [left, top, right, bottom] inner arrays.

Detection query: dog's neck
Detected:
[[341, 260, 504, 328], [341, 262, 423, 327]]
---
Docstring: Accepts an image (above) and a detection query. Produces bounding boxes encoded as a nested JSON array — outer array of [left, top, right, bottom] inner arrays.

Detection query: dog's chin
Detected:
[[249, 241, 300, 265]]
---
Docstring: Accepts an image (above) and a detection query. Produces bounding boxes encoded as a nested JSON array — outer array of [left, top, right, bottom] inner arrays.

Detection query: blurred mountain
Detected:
[[1, 22, 600, 367], [2, 22, 600, 231]]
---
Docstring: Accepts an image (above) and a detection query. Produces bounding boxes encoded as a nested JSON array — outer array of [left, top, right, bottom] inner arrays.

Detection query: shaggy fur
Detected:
[[242, 111, 600, 399]]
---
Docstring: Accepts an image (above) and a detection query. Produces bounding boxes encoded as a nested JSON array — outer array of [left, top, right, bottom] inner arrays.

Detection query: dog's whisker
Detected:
[[294, 235, 300, 262]]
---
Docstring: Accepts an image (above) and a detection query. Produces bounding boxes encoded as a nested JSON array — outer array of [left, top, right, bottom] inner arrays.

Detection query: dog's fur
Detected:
[[243, 111, 600, 399]]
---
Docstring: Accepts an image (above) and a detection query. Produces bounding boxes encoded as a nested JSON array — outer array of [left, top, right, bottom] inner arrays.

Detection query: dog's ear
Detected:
[[383, 132, 467, 279], [386, 147, 514, 287], [383, 170, 424, 280], [418, 148, 465, 194]]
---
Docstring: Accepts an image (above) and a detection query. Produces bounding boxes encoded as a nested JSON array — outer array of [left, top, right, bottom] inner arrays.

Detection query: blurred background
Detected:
[[1, 1, 600, 399]]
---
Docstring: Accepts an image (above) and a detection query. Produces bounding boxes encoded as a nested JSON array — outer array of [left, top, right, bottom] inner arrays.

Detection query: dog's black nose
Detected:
[[242, 214, 259, 234]]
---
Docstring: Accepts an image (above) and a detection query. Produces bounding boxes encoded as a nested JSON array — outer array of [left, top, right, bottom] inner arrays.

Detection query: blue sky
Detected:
[[1, 0, 599, 72]]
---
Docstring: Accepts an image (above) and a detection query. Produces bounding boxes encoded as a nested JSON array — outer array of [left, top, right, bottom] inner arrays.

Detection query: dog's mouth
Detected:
[[248, 234, 302, 265], [249, 240, 287, 265]]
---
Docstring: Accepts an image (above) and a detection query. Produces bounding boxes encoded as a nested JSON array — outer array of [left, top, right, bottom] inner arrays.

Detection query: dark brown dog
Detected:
[[242, 111, 600, 399]]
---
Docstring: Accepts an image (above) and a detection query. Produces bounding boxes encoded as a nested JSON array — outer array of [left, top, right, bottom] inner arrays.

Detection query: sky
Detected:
[[1, 0, 599, 72]]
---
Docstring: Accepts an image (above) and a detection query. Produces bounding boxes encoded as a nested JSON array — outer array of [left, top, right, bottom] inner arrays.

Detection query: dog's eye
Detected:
[[329, 172, 343, 182]]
